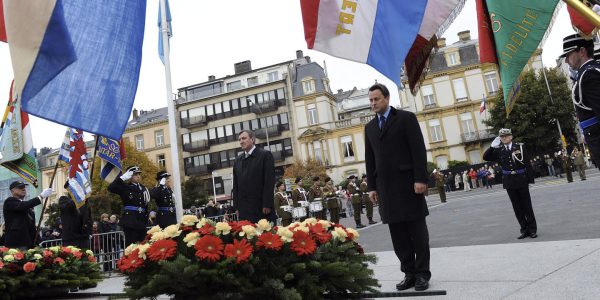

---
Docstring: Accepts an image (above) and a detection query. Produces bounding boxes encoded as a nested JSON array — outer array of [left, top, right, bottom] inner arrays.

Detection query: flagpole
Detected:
[[33, 159, 61, 245], [540, 62, 566, 148], [563, 0, 600, 29], [89, 135, 100, 182], [160, 0, 184, 222]]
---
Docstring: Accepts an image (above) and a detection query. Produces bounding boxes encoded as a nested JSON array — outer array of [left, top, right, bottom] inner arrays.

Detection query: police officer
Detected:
[[308, 176, 326, 220], [483, 128, 537, 239], [561, 33, 600, 169], [274, 182, 293, 226], [150, 170, 177, 228], [322, 177, 339, 224], [108, 166, 150, 246], [346, 175, 364, 228], [360, 175, 377, 224]]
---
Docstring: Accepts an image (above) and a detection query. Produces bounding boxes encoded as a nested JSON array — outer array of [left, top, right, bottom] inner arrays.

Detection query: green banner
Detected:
[[486, 0, 559, 114]]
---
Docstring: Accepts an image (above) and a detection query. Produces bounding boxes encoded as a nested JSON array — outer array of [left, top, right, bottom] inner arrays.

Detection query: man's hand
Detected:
[[368, 191, 378, 205], [262, 207, 271, 215], [120, 170, 134, 181], [40, 188, 54, 198], [491, 136, 502, 148], [159, 178, 167, 186], [414, 183, 427, 194]]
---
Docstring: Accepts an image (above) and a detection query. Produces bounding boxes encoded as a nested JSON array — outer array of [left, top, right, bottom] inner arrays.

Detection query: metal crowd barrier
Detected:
[[205, 212, 239, 223]]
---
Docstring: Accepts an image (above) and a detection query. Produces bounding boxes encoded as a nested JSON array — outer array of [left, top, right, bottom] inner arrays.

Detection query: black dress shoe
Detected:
[[355, 224, 365, 229], [414, 277, 429, 291], [517, 232, 529, 239], [529, 233, 538, 238], [396, 277, 415, 291], [368, 220, 378, 225]]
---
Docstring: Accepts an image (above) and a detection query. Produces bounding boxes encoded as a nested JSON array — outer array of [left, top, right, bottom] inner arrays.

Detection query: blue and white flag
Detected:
[[96, 136, 126, 183], [158, 0, 172, 65], [58, 128, 92, 208], [3, 0, 147, 140]]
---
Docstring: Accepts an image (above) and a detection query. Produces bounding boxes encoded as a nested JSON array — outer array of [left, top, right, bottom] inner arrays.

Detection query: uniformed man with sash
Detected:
[[346, 175, 365, 228], [150, 170, 177, 228], [308, 176, 326, 219], [291, 177, 308, 221], [274, 182, 293, 226], [323, 177, 339, 224], [360, 175, 377, 224]]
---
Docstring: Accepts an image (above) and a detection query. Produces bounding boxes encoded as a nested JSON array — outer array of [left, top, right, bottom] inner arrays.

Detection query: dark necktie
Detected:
[[379, 115, 386, 130]]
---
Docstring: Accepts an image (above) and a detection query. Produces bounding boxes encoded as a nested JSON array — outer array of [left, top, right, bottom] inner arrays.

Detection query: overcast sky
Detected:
[[0, 0, 575, 150]]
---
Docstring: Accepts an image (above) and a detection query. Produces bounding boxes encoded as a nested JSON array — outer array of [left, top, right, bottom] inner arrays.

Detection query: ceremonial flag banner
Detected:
[[58, 128, 91, 208], [97, 136, 126, 183], [567, 4, 597, 37], [0, 82, 39, 186], [0, 1, 6, 42], [2, 0, 146, 140], [477, 0, 560, 114], [300, 0, 428, 85], [158, 0, 172, 65]]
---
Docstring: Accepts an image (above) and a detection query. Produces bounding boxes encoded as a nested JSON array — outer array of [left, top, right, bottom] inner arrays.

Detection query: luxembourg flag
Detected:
[[300, 0, 428, 85]]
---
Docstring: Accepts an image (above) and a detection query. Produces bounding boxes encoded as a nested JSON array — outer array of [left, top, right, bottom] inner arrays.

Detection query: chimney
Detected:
[[208, 75, 216, 81], [133, 108, 139, 120], [305, 56, 311, 63], [458, 30, 471, 41], [234, 60, 252, 74], [437, 38, 446, 48], [337, 89, 343, 94], [296, 50, 304, 59]]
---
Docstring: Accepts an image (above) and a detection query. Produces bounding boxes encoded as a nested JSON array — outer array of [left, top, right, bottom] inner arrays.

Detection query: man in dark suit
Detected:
[[364, 83, 431, 292], [150, 170, 177, 228], [3, 181, 53, 249], [59, 182, 93, 249], [108, 165, 150, 246], [483, 128, 537, 239], [232, 130, 276, 223]]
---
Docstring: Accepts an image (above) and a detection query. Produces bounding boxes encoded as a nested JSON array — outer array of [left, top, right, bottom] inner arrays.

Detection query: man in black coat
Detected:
[[483, 128, 537, 239], [232, 130, 276, 223], [150, 170, 177, 228], [3, 181, 53, 249], [364, 83, 431, 292], [108, 166, 150, 246], [59, 182, 92, 249]]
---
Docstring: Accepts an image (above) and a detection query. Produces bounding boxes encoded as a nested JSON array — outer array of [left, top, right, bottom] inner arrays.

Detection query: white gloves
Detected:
[[40, 188, 54, 198], [491, 136, 502, 148], [159, 178, 167, 186], [120, 170, 134, 181]]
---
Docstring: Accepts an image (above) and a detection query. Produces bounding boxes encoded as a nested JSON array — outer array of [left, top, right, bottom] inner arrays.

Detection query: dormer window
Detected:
[[302, 78, 315, 94]]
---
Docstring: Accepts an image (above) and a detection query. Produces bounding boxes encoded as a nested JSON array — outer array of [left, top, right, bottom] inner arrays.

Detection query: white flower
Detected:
[[151, 231, 168, 242], [3, 255, 14, 262], [33, 254, 43, 260], [215, 222, 232, 235], [163, 224, 182, 238], [317, 219, 332, 228], [332, 227, 348, 241], [195, 218, 208, 229], [346, 228, 360, 242], [137, 244, 151, 260], [48, 246, 60, 253], [124, 243, 139, 256], [183, 232, 200, 247], [277, 227, 294, 243], [147, 225, 161, 235], [181, 214, 199, 226], [86, 250, 94, 256], [288, 221, 301, 228], [7, 248, 18, 255], [256, 219, 272, 233], [302, 218, 318, 226], [239, 225, 257, 239], [293, 225, 309, 233]]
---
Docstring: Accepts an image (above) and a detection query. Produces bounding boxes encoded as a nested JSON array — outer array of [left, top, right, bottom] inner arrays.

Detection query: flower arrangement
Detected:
[[0, 245, 102, 299], [118, 216, 379, 299]]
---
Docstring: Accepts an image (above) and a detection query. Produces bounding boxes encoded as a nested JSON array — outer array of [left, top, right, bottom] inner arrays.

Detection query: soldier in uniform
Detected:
[[150, 171, 177, 228], [108, 166, 150, 246], [346, 175, 365, 228], [483, 128, 537, 239], [322, 177, 339, 224], [308, 176, 326, 220], [291, 177, 308, 221], [433, 170, 447, 203], [561, 33, 600, 169], [360, 175, 377, 224], [274, 182, 293, 226]]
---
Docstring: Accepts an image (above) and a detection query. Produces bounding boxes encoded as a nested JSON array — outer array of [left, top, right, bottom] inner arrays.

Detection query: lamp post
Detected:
[[246, 97, 270, 149], [211, 171, 218, 203]]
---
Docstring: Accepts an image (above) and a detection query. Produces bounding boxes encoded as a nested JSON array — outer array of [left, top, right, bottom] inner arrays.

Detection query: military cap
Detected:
[[498, 128, 512, 136], [559, 33, 594, 58], [156, 170, 171, 180], [126, 165, 142, 173], [9, 181, 28, 190]]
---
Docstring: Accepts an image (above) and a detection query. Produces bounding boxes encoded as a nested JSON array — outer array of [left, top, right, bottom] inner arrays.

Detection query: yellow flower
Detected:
[[181, 214, 199, 226], [86, 250, 94, 256], [183, 232, 200, 247], [302, 218, 318, 226], [277, 227, 294, 243], [239, 225, 257, 239], [346, 228, 360, 242], [137, 244, 151, 260], [147, 225, 161, 235], [33, 254, 42, 260], [215, 222, 232, 235], [124, 243, 139, 256], [256, 219, 272, 233], [3, 255, 14, 262], [332, 227, 348, 241], [293, 225, 309, 233], [195, 218, 208, 229], [163, 224, 182, 238], [48, 246, 60, 253], [288, 221, 301, 228], [317, 219, 332, 228], [7, 249, 18, 255], [151, 231, 168, 242]]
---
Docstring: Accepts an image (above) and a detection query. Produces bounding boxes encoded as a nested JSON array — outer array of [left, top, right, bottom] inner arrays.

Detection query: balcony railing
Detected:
[[250, 100, 280, 114], [255, 125, 283, 139], [334, 115, 375, 129], [186, 164, 212, 176], [181, 115, 207, 128], [461, 129, 494, 143], [183, 139, 210, 152]]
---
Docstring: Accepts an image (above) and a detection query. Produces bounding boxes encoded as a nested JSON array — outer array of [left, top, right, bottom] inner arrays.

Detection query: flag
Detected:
[[0, 81, 39, 187], [300, 0, 428, 85], [480, 96, 487, 114], [158, 0, 172, 65], [96, 136, 126, 183], [58, 128, 92, 208], [567, 4, 597, 38], [0, 0, 6, 42], [476, 0, 560, 115], [2, 0, 146, 140], [405, 0, 466, 94], [476, 0, 498, 64]]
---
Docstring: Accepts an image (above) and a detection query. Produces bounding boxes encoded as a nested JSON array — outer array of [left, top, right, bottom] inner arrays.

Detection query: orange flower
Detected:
[[224, 239, 253, 264], [72, 251, 83, 259], [54, 257, 65, 265], [290, 231, 316, 256], [194, 235, 224, 262], [147, 239, 177, 262], [13, 252, 24, 260], [23, 262, 36, 273], [0, 261, 4, 269], [197, 223, 216, 235], [43, 250, 53, 258], [0, 246, 8, 253], [309, 223, 332, 244], [88, 255, 97, 263], [256, 232, 283, 251], [230, 220, 254, 233]]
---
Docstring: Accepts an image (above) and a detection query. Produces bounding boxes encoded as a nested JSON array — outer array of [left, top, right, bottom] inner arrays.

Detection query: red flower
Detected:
[[23, 262, 36, 273], [230, 220, 254, 233], [72, 251, 83, 259], [345, 230, 354, 241], [354, 242, 364, 254], [181, 225, 195, 233], [290, 231, 317, 256], [197, 223, 216, 235], [117, 249, 144, 273], [256, 232, 283, 251], [88, 255, 97, 263], [61, 247, 72, 254], [43, 250, 53, 258], [0, 246, 8, 253], [194, 235, 224, 262], [13, 252, 24, 260], [309, 223, 332, 244], [0, 261, 4, 269], [224, 239, 253, 264], [147, 239, 178, 262], [54, 257, 65, 265]]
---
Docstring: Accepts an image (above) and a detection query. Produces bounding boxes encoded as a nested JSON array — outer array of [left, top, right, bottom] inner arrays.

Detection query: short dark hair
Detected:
[[584, 45, 594, 58], [325, 177, 332, 183], [295, 177, 302, 184], [238, 129, 255, 140], [369, 83, 390, 98], [275, 181, 284, 189], [312, 176, 320, 182]]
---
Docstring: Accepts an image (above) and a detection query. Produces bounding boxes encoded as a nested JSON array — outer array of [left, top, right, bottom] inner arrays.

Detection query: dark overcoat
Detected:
[[364, 107, 429, 223], [150, 185, 177, 228], [108, 177, 149, 230], [3, 196, 41, 248], [483, 144, 534, 189]]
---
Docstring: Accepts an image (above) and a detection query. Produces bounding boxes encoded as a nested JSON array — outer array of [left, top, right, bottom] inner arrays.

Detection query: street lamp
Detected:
[[211, 171, 218, 203], [246, 97, 270, 149]]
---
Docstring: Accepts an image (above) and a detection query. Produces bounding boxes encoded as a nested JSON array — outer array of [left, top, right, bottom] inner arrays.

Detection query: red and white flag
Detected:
[[480, 97, 487, 114]]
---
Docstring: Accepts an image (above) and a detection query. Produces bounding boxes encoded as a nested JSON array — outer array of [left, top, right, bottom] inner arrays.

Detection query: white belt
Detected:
[[352, 193, 360, 196], [313, 198, 322, 201]]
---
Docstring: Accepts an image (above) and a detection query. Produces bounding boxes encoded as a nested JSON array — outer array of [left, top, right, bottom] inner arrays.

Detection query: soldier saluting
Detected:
[[483, 129, 537, 239], [108, 165, 150, 246], [150, 170, 177, 228]]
